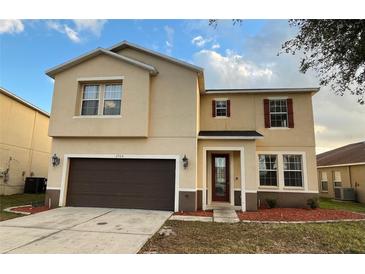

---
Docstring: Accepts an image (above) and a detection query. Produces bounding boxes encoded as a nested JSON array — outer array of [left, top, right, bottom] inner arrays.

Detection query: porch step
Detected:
[[213, 209, 239, 223]]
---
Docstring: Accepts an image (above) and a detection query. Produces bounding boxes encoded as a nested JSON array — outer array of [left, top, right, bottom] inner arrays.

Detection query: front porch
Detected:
[[201, 146, 246, 211]]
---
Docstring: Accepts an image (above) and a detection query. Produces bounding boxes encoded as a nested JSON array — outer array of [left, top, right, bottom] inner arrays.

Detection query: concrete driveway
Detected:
[[0, 207, 171, 254]]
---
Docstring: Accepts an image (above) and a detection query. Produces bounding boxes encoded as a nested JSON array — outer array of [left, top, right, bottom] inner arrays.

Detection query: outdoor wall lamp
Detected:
[[182, 154, 189, 168], [52, 153, 60, 167]]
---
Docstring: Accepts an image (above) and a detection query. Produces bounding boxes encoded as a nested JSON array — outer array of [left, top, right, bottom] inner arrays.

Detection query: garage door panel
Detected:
[[66, 158, 175, 210]]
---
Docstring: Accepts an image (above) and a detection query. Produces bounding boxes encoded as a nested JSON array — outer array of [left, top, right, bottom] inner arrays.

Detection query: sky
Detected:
[[0, 19, 364, 154]]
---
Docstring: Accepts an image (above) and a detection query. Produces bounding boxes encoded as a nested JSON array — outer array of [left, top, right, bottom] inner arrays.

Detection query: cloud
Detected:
[[212, 43, 220, 49], [191, 20, 365, 153], [194, 49, 273, 88], [164, 25, 174, 55], [0, 19, 24, 34], [191, 35, 212, 47], [46, 20, 106, 43], [73, 19, 106, 37]]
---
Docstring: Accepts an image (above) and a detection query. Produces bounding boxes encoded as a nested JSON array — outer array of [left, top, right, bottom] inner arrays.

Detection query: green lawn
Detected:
[[140, 220, 365, 254], [319, 197, 365, 213], [0, 193, 45, 221]]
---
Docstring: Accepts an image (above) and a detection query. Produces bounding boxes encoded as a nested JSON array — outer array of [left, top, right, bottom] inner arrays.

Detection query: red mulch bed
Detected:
[[237, 208, 365, 222], [174, 210, 213, 217], [10, 205, 49, 214]]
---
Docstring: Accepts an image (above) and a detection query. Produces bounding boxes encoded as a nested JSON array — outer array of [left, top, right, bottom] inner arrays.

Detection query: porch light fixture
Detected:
[[182, 155, 189, 168], [52, 154, 60, 167]]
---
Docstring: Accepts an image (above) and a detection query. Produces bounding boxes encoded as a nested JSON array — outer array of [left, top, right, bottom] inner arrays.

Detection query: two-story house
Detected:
[[45, 41, 319, 211]]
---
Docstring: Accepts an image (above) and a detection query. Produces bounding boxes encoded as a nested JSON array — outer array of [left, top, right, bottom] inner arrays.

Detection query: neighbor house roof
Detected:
[[205, 87, 320, 94], [0, 87, 50, 117], [46, 47, 159, 78], [317, 141, 365, 167], [198, 130, 263, 140]]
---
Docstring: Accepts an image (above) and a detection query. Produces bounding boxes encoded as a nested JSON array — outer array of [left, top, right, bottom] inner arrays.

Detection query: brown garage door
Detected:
[[66, 158, 175, 211]]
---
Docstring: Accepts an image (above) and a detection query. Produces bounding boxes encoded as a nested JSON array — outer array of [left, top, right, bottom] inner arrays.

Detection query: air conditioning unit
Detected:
[[334, 187, 355, 201]]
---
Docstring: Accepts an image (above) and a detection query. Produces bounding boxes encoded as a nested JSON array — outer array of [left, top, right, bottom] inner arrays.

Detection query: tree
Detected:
[[282, 20, 365, 104], [210, 19, 365, 104]]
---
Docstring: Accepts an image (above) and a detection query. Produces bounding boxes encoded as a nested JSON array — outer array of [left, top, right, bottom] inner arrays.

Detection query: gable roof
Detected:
[[108, 40, 205, 92], [46, 47, 158, 78], [109, 40, 204, 72], [0, 87, 50, 117], [317, 141, 365, 167]]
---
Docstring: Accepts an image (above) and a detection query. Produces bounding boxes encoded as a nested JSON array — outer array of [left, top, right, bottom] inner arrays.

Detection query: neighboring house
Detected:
[[317, 141, 365, 203], [45, 41, 319, 211], [0, 87, 52, 195]]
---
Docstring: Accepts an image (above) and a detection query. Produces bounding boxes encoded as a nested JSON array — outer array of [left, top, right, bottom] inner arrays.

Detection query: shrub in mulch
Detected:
[[174, 210, 213, 217], [10, 205, 49, 214], [237, 208, 365, 222]]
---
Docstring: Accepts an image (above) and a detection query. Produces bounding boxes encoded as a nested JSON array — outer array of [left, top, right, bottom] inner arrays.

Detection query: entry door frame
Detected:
[[211, 153, 230, 202], [202, 147, 246, 211], [58, 154, 180, 212]]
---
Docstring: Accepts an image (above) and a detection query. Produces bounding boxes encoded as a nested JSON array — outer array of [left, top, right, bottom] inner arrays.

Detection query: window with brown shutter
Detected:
[[264, 99, 270, 128], [287, 98, 294, 128], [212, 100, 216, 117], [227, 100, 231, 117]]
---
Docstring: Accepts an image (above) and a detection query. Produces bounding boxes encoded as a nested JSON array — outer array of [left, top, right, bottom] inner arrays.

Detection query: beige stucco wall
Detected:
[[318, 165, 365, 203], [0, 92, 51, 195], [47, 48, 200, 194], [200, 92, 316, 147]]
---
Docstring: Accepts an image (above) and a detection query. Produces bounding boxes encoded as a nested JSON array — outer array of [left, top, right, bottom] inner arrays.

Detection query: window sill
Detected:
[[258, 186, 279, 189], [268, 127, 290, 130], [73, 115, 122, 119], [283, 187, 305, 190], [321, 190, 329, 193], [214, 116, 229, 119]]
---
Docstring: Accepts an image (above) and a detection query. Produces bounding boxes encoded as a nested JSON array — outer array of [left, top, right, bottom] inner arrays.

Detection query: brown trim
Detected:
[[263, 99, 270, 128], [287, 98, 294, 128], [211, 153, 230, 202], [212, 100, 216, 117], [227, 99, 231, 117]]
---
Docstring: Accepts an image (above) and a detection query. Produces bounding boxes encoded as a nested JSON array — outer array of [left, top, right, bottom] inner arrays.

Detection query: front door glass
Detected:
[[214, 156, 227, 199]]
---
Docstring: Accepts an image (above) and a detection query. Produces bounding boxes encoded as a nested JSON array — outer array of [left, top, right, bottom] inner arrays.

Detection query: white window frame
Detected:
[[81, 84, 100, 116], [269, 99, 289, 128], [102, 84, 122, 116], [79, 82, 122, 117], [320, 171, 328, 192], [256, 151, 308, 192], [258, 154, 278, 187], [214, 99, 228, 118], [283, 154, 304, 188]]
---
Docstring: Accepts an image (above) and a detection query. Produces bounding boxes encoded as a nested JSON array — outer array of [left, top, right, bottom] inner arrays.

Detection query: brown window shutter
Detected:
[[263, 99, 270, 128], [212, 100, 216, 117], [227, 100, 231, 117], [287, 98, 294, 128]]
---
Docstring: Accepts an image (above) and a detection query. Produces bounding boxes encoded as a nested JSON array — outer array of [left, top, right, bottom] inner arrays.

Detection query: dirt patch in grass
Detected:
[[140, 220, 365, 254], [174, 210, 213, 217], [237, 208, 365, 222]]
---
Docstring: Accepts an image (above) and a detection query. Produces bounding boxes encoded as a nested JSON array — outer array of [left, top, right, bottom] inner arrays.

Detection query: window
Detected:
[[269, 99, 288, 127], [81, 85, 99, 115], [215, 100, 228, 117], [334, 171, 342, 183], [283, 154, 303, 187], [321, 172, 328, 192], [103, 84, 122, 115], [259, 155, 278, 186]]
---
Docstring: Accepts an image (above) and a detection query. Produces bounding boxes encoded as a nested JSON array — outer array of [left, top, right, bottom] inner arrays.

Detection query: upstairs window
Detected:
[[80, 83, 122, 116], [270, 99, 288, 127], [283, 154, 303, 187], [103, 84, 122, 115], [212, 99, 230, 117], [259, 154, 278, 186], [264, 98, 294, 128], [81, 85, 99, 115]]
